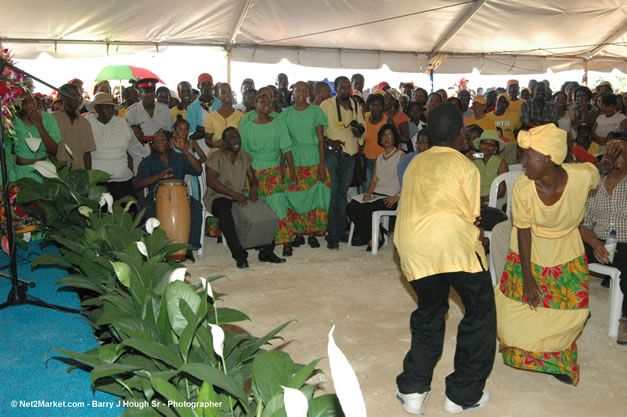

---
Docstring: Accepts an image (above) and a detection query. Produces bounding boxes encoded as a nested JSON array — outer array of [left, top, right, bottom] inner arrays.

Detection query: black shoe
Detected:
[[283, 245, 293, 257], [327, 240, 339, 250], [185, 250, 195, 263], [292, 235, 305, 247], [236, 258, 249, 269], [308, 235, 320, 248], [351, 236, 368, 247], [553, 374, 573, 385], [366, 237, 385, 252], [259, 252, 286, 263], [601, 277, 610, 288], [340, 234, 349, 243]]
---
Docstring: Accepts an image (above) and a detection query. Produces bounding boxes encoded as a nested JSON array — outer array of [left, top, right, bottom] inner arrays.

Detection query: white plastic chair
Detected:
[[488, 170, 523, 219], [198, 164, 227, 256], [348, 208, 397, 255], [488, 220, 512, 287], [588, 263, 623, 338], [509, 163, 524, 172]]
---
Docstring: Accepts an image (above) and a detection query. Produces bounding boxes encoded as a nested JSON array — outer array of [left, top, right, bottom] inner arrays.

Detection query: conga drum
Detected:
[[155, 180, 190, 261]]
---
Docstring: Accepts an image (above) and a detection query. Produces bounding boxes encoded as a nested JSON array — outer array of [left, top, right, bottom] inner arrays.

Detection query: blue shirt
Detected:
[[134, 150, 199, 198], [397, 151, 419, 186]]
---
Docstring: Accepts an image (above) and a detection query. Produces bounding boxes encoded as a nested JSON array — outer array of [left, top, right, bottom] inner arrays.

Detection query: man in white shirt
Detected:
[[124, 78, 174, 143], [86, 93, 149, 201]]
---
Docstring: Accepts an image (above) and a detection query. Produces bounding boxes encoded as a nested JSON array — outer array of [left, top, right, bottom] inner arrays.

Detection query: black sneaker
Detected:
[[258, 252, 286, 263], [236, 258, 249, 269], [292, 235, 305, 247], [308, 235, 320, 248], [327, 240, 339, 250]]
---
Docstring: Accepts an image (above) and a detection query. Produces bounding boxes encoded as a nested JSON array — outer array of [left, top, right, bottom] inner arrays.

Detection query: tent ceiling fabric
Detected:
[[2, 0, 625, 73]]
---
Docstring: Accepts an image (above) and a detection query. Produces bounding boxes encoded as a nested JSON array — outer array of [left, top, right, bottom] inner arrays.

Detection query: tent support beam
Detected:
[[227, 50, 232, 84], [584, 18, 627, 56], [228, 0, 255, 48], [430, 0, 486, 54]]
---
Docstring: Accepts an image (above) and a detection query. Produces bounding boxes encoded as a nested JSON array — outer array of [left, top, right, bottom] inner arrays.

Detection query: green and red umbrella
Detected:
[[95, 65, 165, 84]]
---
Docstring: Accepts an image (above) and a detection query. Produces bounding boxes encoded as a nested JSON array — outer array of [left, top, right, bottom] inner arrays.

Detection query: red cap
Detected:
[[377, 82, 390, 90], [507, 79, 519, 87], [135, 78, 159, 88], [198, 73, 213, 85]]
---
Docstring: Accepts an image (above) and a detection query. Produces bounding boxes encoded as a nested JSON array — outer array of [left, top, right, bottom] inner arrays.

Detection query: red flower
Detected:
[[540, 266, 562, 280], [0, 81, 8, 96], [506, 251, 520, 265], [575, 281, 589, 308], [542, 293, 554, 308], [10, 87, 23, 97]]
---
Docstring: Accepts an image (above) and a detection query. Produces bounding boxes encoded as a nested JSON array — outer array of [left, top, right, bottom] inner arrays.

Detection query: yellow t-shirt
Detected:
[[493, 110, 522, 143], [203, 109, 244, 152], [320, 97, 365, 156], [510, 163, 600, 267], [171, 107, 187, 121], [395, 146, 486, 281], [466, 112, 497, 132], [508, 98, 525, 118]]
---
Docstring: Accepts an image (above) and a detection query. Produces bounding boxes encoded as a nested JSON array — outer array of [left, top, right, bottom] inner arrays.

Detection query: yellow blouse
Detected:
[[203, 110, 244, 152], [510, 163, 600, 266], [395, 146, 486, 281]]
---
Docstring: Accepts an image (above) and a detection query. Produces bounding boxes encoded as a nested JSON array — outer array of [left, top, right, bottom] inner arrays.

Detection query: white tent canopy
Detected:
[[2, 0, 626, 74]]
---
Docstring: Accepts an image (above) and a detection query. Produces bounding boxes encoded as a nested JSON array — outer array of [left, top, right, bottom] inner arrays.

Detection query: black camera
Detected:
[[349, 120, 365, 135]]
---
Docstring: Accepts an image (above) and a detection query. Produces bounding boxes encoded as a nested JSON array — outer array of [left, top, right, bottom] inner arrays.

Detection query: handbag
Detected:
[[351, 152, 367, 187]]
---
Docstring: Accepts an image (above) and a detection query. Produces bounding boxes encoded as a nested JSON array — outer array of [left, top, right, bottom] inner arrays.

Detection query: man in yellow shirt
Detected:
[[507, 79, 525, 117], [493, 93, 522, 143], [466, 96, 496, 132], [394, 103, 496, 415]]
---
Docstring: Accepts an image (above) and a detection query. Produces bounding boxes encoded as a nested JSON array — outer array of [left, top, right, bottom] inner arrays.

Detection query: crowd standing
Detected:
[[8, 70, 627, 414]]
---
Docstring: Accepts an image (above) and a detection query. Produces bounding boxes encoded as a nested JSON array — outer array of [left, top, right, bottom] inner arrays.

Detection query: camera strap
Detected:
[[335, 96, 357, 126]]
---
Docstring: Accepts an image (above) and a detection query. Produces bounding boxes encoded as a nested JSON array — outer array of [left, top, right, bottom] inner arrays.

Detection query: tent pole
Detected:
[[227, 49, 232, 85], [583, 60, 589, 87]]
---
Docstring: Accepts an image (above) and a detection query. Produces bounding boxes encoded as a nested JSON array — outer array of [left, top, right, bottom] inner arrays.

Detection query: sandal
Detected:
[[282, 245, 293, 257], [308, 235, 320, 248], [292, 235, 305, 247]]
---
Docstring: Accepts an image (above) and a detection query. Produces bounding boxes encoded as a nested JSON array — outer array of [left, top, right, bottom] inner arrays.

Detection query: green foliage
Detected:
[[24, 165, 341, 417]]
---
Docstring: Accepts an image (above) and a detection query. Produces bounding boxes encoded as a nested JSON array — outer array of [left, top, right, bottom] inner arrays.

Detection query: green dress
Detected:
[[12, 112, 61, 182], [279, 105, 330, 234], [241, 117, 294, 245]]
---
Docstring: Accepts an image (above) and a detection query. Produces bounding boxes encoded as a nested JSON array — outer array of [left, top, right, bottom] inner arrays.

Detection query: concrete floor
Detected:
[[186, 238, 627, 417]]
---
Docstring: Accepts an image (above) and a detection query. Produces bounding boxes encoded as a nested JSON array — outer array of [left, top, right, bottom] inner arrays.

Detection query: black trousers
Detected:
[[397, 269, 496, 407], [346, 198, 397, 242], [105, 179, 136, 202], [584, 241, 627, 317], [211, 197, 275, 260]]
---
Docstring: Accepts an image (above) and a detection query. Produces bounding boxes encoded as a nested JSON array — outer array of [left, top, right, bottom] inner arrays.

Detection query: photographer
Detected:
[[320, 76, 366, 249]]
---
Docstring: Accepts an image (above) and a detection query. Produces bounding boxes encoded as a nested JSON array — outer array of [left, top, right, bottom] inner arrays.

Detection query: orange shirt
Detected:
[[363, 116, 386, 159]]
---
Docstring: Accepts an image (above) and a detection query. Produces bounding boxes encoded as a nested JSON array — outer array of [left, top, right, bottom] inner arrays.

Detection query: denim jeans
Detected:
[[325, 151, 356, 242], [359, 158, 376, 193]]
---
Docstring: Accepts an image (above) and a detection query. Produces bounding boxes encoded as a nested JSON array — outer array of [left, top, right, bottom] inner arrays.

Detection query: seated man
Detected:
[[579, 138, 626, 344], [204, 127, 285, 268], [133, 119, 202, 262]]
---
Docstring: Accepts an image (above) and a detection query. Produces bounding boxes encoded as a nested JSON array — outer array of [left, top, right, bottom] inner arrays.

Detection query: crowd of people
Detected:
[[6, 69, 627, 414]]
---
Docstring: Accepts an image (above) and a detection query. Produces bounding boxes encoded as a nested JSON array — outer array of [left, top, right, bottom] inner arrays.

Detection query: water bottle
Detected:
[[605, 227, 617, 264]]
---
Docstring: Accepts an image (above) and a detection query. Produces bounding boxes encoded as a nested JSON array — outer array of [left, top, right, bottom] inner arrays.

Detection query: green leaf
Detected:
[[261, 392, 286, 417], [180, 363, 248, 404], [88, 169, 111, 186], [307, 394, 343, 417], [241, 321, 291, 360], [288, 358, 321, 389], [197, 382, 219, 417], [31, 252, 73, 269], [121, 338, 183, 369], [165, 281, 200, 336], [50, 348, 103, 368], [207, 307, 250, 324], [97, 344, 124, 363], [150, 378, 195, 417], [90, 363, 141, 384], [56, 275, 106, 294], [252, 351, 294, 405]]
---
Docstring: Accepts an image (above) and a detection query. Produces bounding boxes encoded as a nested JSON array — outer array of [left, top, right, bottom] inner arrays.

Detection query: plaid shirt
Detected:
[[583, 174, 627, 242], [520, 99, 558, 126]]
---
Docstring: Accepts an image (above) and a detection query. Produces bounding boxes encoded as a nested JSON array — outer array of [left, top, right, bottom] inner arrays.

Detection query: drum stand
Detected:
[[0, 57, 80, 314]]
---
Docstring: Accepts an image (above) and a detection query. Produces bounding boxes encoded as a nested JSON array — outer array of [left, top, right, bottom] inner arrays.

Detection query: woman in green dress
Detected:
[[241, 92, 296, 256], [279, 81, 330, 248], [12, 91, 61, 182]]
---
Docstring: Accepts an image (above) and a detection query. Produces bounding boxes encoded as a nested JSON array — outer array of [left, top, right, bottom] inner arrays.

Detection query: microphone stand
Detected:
[[0, 57, 79, 313]]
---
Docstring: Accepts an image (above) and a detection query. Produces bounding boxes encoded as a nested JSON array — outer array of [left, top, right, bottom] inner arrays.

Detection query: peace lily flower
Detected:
[[136, 241, 148, 257], [99, 192, 113, 213], [32, 160, 59, 179], [24, 134, 41, 153], [168, 267, 187, 283], [145, 218, 160, 235], [328, 326, 367, 417], [282, 386, 308, 417], [208, 323, 225, 358], [111, 261, 131, 287], [199, 277, 214, 300], [78, 206, 93, 217], [64, 143, 74, 158]]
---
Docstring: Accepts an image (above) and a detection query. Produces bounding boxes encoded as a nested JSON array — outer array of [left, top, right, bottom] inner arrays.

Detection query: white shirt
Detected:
[[124, 101, 174, 137], [595, 112, 626, 138], [86, 114, 150, 182]]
